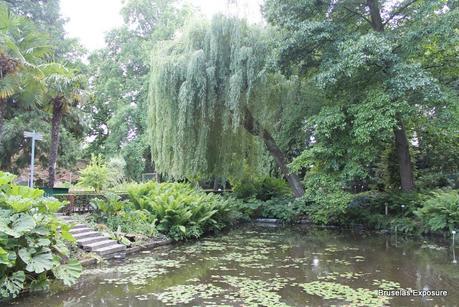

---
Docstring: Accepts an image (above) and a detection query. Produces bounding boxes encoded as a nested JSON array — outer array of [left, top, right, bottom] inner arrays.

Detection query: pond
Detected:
[[9, 225, 459, 306]]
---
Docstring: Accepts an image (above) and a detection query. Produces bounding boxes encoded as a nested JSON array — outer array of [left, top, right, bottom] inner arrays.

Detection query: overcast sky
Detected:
[[60, 0, 264, 51]]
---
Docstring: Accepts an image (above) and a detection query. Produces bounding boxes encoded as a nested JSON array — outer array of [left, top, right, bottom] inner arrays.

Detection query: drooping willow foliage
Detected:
[[148, 16, 313, 180]]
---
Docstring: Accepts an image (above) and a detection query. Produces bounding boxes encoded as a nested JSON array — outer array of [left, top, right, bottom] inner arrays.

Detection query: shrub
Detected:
[[415, 190, 459, 232], [107, 156, 127, 186], [105, 211, 157, 237], [300, 174, 354, 225], [345, 191, 424, 231], [303, 190, 353, 225], [232, 177, 291, 201], [127, 182, 240, 240], [0, 172, 81, 300], [77, 154, 109, 192], [268, 197, 308, 222], [231, 197, 262, 220], [91, 193, 128, 216], [91, 193, 157, 237]]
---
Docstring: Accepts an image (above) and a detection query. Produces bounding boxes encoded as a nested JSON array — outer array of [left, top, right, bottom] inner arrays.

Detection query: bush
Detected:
[[232, 177, 291, 201], [303, 190, 353, 225], [266, 197, 308, 222], [0, 172, 81, 300], [415, 190, 459, 232], [127, 182, 240, 240], [345, 191, 424, 231], [77, 154, 109, 192], [105, 211, 157, 237], [107, 156, 127, 186], [300, 174, 354, 225], [91, 193, 157, 237]]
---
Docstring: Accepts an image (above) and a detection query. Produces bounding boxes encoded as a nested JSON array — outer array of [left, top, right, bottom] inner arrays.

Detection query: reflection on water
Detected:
[[9, 225, 459, 306]]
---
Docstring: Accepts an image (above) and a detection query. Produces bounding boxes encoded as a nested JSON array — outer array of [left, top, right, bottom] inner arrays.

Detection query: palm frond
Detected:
[[0, 72, 20, 99]]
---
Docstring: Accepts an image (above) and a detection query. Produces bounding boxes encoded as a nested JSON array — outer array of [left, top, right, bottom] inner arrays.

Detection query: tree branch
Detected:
[[343, 6, 372, 25], [383, 0, 419, 26]]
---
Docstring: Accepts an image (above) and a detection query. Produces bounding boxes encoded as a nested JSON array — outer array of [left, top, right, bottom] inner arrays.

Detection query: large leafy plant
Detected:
[[0, 172, 81, 300], [127, 182, 239, 240], [91, 193, 157, 237]]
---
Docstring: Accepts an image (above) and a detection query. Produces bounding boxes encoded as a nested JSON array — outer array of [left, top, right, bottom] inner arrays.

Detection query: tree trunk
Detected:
[[0, 99, 6, 142], [394, 118, 415, 191], [366, 0, 416, 190], [367, 0, 385, 32], [243, 108, 304, 197], [48, 97, 64, 188]]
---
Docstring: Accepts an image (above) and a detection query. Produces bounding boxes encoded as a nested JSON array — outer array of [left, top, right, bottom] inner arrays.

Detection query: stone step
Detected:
[[77, 236, 109, 246], [83, 239, 117, 252], [93, 244, 126, 256], [71, 224, 87, 230], [59, 218, 74, 222], [69, 227, 93, 234], [72, 231, 100, 240]]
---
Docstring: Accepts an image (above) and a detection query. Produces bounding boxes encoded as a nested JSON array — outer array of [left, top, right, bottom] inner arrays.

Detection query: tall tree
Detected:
[[0, 3, 51, 139], [85, 0, 188, 180], [42, 64, 86, 187], [0, 0, 87, 177], [265, 0, 458, 192], [2, 0, 85, 63], [149, 16, 320, 197]]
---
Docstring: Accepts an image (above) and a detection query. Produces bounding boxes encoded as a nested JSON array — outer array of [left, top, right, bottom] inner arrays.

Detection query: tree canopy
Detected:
[[265, 0, 459, 192], [148, 16, 322, 195], [84, 0, 188, 181]]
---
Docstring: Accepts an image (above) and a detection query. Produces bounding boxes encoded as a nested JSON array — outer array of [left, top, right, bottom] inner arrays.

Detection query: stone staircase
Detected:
[[56, 213, 126, 258]]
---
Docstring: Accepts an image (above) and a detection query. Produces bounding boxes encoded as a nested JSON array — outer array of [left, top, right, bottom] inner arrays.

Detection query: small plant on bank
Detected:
[[0, 172, 82, 300]]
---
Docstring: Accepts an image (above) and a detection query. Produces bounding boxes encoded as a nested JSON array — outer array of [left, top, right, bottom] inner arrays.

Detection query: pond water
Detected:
[[10, 225, 459, 306]]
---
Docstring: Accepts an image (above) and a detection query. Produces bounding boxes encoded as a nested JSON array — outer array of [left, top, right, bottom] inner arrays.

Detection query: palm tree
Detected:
[[0, 3, 51, 139], [41, 63, 87, 187]]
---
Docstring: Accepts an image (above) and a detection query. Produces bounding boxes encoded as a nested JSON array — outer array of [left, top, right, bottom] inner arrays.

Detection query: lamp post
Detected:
[[24, 130, 43, 188]]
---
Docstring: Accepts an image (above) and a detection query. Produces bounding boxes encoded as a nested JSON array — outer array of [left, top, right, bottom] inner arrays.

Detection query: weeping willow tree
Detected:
[[148, 16, 311, 197]]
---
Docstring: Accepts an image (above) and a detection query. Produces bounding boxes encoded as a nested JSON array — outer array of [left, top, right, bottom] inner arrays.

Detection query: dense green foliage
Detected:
[[84, 0, 188, 181], [232, 177, 291, 201], [126, 182, 241, 240], [86, 181, 243, 242], [415, 190, 459, 232], [1, 0, 458, 272], [210, 0, 459, 231], [91, 193, 157, 238], [77, 155, 109, 192], [148, 15, 317, 196], [0, 172, 81, 300], [265, 0, 459, 193], [0, 1, 86, 176], [148, 16, 267, 179], [77, 155, 128, 192]]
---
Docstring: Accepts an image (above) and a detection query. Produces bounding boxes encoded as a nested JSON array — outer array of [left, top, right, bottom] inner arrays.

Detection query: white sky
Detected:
[[60, 0, 264, 51]]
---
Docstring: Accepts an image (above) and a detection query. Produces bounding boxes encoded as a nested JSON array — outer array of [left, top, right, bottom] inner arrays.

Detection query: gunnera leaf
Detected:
[[18, 248, 54, 274], [52, 260, 82, 286], [0, 271, 25, 298]]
